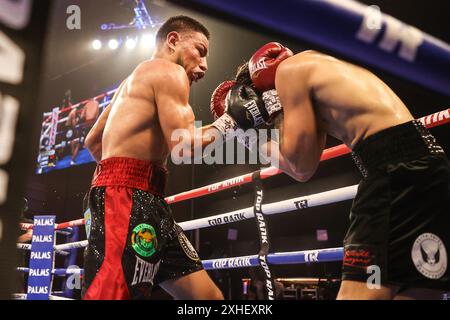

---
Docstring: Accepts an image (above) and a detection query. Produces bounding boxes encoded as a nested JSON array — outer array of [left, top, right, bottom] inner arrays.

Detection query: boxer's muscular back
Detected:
[[280, 51, 414, 148], [101, 60, 169, 166]]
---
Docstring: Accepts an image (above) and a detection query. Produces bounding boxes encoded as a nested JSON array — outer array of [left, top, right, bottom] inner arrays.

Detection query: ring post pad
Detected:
[[27, 215, 56, 300]]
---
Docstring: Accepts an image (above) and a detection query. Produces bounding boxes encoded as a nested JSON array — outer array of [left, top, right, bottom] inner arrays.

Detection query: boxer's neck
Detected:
[[152, 47, 177, 64]]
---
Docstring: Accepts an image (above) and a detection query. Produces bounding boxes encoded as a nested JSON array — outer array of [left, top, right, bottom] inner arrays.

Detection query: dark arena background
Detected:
[[1, 0, 449, 302]]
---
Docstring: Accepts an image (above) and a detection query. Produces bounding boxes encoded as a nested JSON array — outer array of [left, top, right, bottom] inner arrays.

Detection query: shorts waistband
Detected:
[[91, 157, 168, 196], [351, 120, 445, 177]]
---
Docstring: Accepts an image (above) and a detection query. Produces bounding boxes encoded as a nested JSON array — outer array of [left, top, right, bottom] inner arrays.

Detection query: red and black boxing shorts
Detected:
[[82, 157, 203, 300], [343, 120, 450, 291]]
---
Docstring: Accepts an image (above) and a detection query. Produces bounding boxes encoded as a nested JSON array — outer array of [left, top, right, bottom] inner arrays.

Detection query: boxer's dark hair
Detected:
[[234, 62, 253, 86], [156, 15, 210, 46]]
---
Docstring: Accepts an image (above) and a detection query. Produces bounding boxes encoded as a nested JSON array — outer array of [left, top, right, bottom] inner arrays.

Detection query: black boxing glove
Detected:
[[226, 84, 268, 130]]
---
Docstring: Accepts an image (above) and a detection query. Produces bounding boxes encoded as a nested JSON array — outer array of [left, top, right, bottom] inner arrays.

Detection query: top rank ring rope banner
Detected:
[[252, 171, 275, 300]]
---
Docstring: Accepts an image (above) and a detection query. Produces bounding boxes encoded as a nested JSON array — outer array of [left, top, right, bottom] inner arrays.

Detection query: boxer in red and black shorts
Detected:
[[82, 158, 203, 299], [82, 16, 224, 300]]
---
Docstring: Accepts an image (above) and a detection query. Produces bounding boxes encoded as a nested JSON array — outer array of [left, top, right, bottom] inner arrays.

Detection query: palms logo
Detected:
[[131, 224, 157, 257]]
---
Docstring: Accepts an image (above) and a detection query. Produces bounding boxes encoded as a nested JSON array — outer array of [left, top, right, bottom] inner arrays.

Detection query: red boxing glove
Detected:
[[249, 42, 293, 93], [210, 80, 239, 140], [210, 80, 236, 120]]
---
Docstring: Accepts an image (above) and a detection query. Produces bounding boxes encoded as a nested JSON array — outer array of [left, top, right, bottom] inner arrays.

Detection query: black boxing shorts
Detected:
[[343, 120, 450, 290], [82, 157, 203, 300]]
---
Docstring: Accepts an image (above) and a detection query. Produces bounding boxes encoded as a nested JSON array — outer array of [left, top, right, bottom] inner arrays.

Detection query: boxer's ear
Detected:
[[166, 31, 181, 52]]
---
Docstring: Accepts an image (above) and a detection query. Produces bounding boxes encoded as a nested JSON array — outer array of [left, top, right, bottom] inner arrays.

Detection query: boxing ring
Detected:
[[15, 107, 450, 299], [37, 89, 116, 173], [16, 0, 450, 299]]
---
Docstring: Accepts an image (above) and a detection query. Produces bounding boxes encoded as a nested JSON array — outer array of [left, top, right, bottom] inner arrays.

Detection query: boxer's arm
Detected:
[[92, 101, 100, 120], [85, 80, 126, 162], [275, 66, 327, 182], [260, 139, 306, 181], [156, 65, 219, 158], [17, 230, 33, 243], [85, 105, 110, 162], [80, 106, 87, 121], [66, 109, 76, 126]]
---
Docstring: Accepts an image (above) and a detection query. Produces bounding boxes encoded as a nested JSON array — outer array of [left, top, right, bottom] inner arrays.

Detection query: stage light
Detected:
[[108, 39, 119, 50], [126, 38, 137, 49], [141, 33, 155, 49], [92, 39, 102, 50]]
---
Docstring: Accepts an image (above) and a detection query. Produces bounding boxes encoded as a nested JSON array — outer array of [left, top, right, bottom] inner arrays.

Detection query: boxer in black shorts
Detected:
[[343, 120, 450, 292], [82, 158, 203, 299], [226, 42, 449, 299]]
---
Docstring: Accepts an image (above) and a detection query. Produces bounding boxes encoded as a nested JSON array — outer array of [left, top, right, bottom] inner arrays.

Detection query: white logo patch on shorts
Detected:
[[178, 232, 200, 262], [411, 233, 447, 279]]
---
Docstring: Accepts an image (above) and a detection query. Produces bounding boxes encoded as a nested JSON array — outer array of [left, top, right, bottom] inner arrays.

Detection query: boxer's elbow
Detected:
[[87, 145, 102, 163], [85, 136, 100, 155], [286, 159, 316, 182], [281, 148, 318, 182], [86, 144, 100, 158], [85, 129, 100, 149], [84, 134, 95, 150], [293, 171, 314, 182]]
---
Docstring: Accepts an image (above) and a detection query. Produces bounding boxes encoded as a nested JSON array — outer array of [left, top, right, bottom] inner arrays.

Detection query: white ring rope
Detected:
[[179, 185, 358, 231], [16, 243, 69, 256]]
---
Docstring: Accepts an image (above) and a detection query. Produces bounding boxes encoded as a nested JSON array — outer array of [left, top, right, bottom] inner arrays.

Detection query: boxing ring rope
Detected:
[[55, 219, 85, 230], [19, 222, 73, 236], [54, 240, 89, 251], [20, 219, 85, 231], [17, 267, 84, 276], [178, 185, 358, 231], [16, 239, 88, 253], [17, 243, 343, 271], [17, 243, 69, 256], [12, 293, 74, 300], [202, 247, 344, 270], [165, 108, 450, 204]]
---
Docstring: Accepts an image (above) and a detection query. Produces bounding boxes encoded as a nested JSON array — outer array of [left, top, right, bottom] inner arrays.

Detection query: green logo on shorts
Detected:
[[131, 224, 157, 257]]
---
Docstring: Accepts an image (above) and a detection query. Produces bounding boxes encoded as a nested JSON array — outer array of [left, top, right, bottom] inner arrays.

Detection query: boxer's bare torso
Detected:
[[278, 50, 414, 149], [101, 60, 171, 166], [274, 50, 414, 181]]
